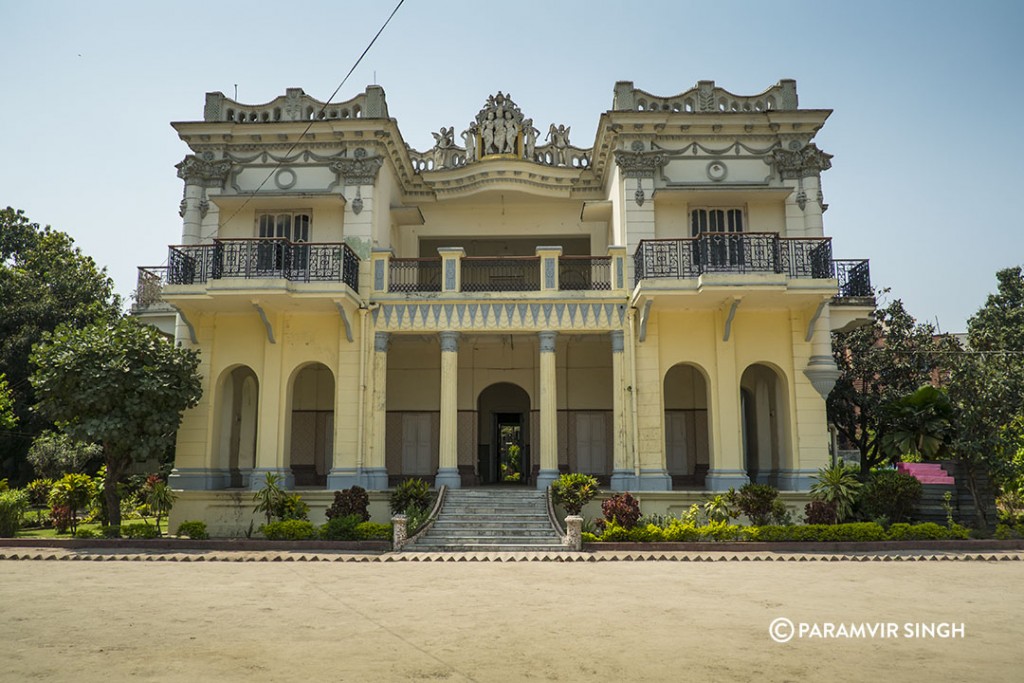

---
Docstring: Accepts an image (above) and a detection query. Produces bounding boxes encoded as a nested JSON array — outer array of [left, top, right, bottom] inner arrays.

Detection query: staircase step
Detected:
[[406, 487, 559, 552]]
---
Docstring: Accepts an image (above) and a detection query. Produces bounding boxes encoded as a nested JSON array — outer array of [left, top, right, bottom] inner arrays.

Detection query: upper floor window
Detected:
[[690, 208, 743, 237], [257, 211, 311, 242]]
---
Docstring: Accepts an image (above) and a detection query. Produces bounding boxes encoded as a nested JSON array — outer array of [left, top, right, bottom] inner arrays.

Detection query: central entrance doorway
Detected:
[[477, 383, 531, 485]]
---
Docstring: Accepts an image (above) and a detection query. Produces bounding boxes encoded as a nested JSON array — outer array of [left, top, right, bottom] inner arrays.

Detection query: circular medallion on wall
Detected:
[[706, 160, 728, 182], [274, 168, 297, 190]]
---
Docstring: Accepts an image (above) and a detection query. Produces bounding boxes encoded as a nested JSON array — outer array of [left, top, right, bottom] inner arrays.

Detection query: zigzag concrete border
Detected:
[[1, 548, 1022, 563]]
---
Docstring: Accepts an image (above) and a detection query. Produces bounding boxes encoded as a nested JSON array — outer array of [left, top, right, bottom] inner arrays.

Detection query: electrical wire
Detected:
[[187, 0, 406, 247]]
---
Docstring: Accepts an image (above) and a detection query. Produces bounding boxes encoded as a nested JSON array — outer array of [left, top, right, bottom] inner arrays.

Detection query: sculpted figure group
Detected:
[[427, 91, 574, 169]]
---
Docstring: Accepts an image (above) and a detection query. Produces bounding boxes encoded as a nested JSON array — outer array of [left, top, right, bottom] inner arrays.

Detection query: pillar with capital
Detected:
[[436, 331, 462, 489], [361, 331, 390, 490], [609, 329, 635, 490], [536, 330, 560, 489], [174, 155, 231, 245]]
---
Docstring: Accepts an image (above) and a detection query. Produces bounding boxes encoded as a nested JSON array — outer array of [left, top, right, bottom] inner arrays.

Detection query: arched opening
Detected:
[[663, 364, 711, 488], [477, 382, 531, 485], [215, 366, 259, 489], [740, 363, 790, 486], [288, 363, 334, 488]]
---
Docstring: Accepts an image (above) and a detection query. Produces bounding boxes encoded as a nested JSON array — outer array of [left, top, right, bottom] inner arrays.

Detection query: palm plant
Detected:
[[252, 472, 284, 526], [809, 463, 862, 522]]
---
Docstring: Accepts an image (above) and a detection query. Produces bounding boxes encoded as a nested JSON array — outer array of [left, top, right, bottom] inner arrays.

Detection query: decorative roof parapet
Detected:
[[414, 91, 591, 173], [613, 79, 798, 113], [202, 85, 388, 123], [176, 154, 232, 187], [770, 144, 833, 179]]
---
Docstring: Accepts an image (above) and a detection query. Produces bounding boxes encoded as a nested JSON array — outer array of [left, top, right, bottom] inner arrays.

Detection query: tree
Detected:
[[878, 384, 954, 462], [828, 299, 955, 474], [944, 267, 1024, 528], [0, 374, 15, 431], [0, 207, 120, 481], [30, 317, 202, 527], [26, 431, 103, 479]]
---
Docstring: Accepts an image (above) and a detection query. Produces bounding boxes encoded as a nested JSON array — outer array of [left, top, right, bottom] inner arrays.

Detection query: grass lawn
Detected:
[[17, 514, 170, 538]]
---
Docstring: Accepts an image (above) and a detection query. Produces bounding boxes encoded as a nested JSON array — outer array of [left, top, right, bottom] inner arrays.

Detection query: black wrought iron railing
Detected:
[[166, 239, 360, 290], [461, 257, 541, 292], [635, 234, 834, 280], [833, 259, 873, 299], [634, 233, 872, 297], [559, 256, 611, 291], [389, 258, 442, 293]]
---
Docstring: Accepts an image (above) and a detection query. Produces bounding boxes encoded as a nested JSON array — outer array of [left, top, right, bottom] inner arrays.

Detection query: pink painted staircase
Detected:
[[896, 462, 956, 485]]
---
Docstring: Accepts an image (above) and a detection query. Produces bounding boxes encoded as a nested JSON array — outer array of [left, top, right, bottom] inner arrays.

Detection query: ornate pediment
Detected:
[[422, 91, 579, 172]]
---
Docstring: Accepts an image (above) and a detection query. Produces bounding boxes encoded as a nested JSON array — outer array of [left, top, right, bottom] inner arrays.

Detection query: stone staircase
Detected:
[[404, 488, 566, 552], [897, 462, 956, 485]]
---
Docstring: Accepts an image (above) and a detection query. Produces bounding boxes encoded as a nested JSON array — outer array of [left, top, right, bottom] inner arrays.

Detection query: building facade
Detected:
[[137, 80, 873, 530]]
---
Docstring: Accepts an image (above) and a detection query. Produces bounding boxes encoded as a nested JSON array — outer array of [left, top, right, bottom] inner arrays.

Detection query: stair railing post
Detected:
[[392, 514, 408, 551]]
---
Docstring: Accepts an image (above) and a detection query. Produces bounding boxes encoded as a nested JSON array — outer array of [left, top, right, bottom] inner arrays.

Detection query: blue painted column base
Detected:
[[435, 467, 462, 489], [774, 469, 818, 492], [535, 469, 559, 490], [168, 468, 230, 491], [705, 469, 750, 491], [610, 469, 637, 491]]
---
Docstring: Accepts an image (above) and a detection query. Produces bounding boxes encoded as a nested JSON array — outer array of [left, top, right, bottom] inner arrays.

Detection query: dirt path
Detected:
[[0, 555, 1020, 682]]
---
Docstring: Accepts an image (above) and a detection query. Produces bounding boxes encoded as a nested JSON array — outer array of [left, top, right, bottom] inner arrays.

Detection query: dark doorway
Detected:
[[477, 382, 531, 485], [495, 413, 525, 484]]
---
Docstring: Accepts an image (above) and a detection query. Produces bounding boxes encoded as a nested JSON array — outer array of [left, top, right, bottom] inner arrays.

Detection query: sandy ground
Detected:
[[0, 552, 1021, 682]]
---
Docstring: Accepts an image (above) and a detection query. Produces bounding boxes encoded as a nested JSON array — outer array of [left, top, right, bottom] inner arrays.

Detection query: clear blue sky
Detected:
[[2, 0, 1022, 332]]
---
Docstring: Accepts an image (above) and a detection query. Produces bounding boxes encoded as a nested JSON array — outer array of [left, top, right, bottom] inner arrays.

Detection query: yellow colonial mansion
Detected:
[[135, 79, 873, 530]]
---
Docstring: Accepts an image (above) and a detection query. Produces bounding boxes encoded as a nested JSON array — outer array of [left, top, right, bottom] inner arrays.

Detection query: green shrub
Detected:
[[809, 463, 862, 522], [0, 489, 30, 536], [175, 520, 210, 540], [746, 522, 887, 542], [696, 520, 745, 541], [581, 531, 600, 543], [355, 521, 392, 540], [389, 478, 431, 516], [326, 486, 370, 522], [731, 484, 783, 526], [73, 527, 98, 539], [277, 493, 310, 522], [628, 523, 665, 542], [319, 514, 361, 540], [859, 470, 922, 524], [661, 520, 701, 542], [599, 519, 632, 542], [261, 519, 318, 540], [24, 478, 54, 507], [551, 473, 599, 516], [122, 523, 160, 539], [47, 473, 96, 534], [701, 494, 737, 524], [601, 492, 641, 529], [994, 524, 1020, 540], [886, 522, 948, 540], [100, 525, 122, 538]]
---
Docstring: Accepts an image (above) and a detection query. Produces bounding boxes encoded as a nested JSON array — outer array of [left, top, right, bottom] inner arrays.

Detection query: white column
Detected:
[[436, 331, 461, 488], [609, 330, 634, 490], [536, 331, 559, 489], [181, 183, 204, 245]]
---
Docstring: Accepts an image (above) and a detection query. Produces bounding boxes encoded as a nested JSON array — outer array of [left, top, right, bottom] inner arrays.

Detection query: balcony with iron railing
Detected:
[[633, 233, 872, 301], [131, 266, 170, 313], [376, 247, 621, 296], [166, 238, 360, 291]]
